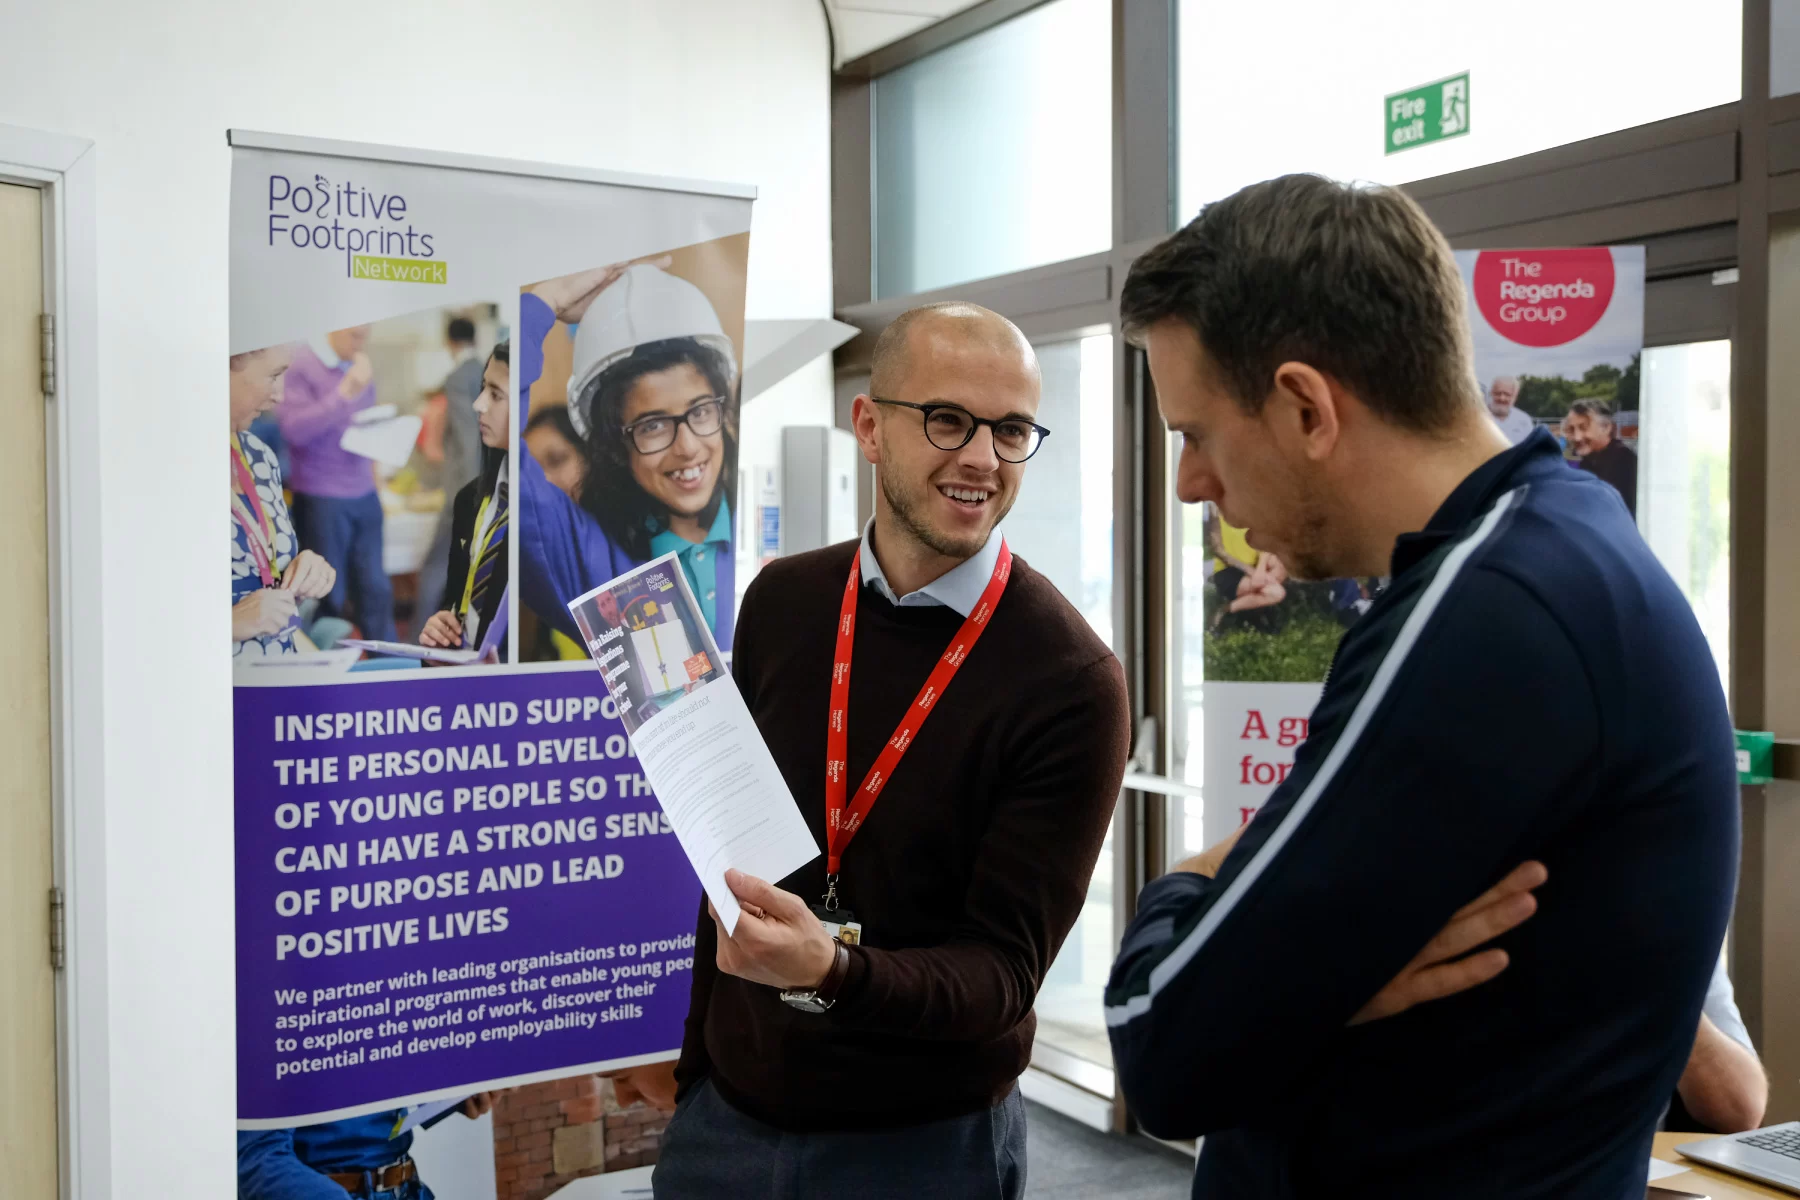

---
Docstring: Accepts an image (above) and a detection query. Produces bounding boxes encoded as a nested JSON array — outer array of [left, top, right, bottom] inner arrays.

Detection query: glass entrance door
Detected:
[[1639, 340, 1732, 685], [1004, 333, 1120, 1087]]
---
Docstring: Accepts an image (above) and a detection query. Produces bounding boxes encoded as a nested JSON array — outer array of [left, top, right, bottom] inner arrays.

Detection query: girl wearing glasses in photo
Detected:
[[517, 259, 741, 650]]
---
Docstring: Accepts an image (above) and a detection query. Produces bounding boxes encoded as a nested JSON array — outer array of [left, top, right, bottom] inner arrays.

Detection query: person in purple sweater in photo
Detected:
[[277, 324, 396, 642]]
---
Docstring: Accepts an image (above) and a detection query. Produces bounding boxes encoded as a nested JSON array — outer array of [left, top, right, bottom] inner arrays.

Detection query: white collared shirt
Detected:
[[310, 335, 345, 370], [1494, 406, 1535, 445], [858, 519, 1005, 618]]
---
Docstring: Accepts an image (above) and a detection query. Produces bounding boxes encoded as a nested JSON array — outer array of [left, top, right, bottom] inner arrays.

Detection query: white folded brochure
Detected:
[[340, 414, 423, 468], [567, 552, 819, 934], [236, 647, 362, 675], [339, 638, 481, 665], [352, 403, 399, 425]]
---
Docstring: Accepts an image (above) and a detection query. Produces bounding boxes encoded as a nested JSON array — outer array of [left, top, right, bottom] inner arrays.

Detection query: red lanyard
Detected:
[[231, 437, 279, 587], [824, 540, 1013, 888]]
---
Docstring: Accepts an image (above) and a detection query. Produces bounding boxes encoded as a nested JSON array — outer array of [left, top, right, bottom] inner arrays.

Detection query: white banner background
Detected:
[[1203, 680, 1323, 847], [230, 136, 753, 352]]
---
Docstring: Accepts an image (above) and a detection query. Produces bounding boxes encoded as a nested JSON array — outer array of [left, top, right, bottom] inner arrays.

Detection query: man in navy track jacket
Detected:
[[1107, 174, 1739, 1199]]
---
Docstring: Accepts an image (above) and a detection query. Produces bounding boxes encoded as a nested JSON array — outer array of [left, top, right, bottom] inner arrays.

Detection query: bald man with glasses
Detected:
[[648, 302, 1131, 1200]]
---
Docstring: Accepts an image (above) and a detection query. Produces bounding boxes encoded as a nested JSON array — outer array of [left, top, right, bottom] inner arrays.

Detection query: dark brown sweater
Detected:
[[673, 539, 1131, 1131]]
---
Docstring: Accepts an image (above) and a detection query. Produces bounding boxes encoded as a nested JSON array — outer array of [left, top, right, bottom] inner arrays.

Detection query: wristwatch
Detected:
[[780, 942, 850, 1014]]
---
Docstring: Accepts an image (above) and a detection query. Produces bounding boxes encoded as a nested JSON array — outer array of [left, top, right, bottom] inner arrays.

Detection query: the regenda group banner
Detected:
[[1455, 246, 1646, 520], [228, 131, 753, 1197]]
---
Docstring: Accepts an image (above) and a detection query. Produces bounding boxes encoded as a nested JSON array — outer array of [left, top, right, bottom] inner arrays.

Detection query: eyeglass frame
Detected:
[[868, 397, 1052, 464], [619, 397, 729, 456]]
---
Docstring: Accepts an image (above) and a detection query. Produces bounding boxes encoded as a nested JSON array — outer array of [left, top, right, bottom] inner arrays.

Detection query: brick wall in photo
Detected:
[[491, 1075, 668, 1200], [600, 1076, 670, 1172]]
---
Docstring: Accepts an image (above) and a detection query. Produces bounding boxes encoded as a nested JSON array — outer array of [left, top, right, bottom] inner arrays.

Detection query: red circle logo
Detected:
[[1472, 249, 1615, 348]]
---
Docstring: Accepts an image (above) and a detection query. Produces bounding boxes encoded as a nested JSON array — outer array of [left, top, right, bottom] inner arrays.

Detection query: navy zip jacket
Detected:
[[1107, 430, 1739, 1199]]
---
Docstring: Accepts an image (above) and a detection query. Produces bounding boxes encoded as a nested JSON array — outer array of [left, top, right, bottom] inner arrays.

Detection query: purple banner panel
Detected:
[[234, 668, 701, 1126]]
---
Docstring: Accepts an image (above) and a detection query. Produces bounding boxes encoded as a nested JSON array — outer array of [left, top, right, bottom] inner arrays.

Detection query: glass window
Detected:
[[1170, 434, 1209, 860], [1003, 335, 1115, 647], [873, 0, 1111, 299], [1035, 809, 1117, 1072], [1777, 0, 1800, 97], [1013, 333, 1116, 1074], [1177, 0, 1742, 220], [1639, 341, 1731, 687]]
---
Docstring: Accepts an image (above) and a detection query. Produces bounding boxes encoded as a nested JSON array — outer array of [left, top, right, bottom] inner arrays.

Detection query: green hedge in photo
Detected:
[[1204, 610, 1344, 684]]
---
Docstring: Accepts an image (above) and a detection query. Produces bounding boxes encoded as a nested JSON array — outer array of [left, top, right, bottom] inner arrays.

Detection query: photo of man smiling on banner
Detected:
[[515, 237, 748, 662]]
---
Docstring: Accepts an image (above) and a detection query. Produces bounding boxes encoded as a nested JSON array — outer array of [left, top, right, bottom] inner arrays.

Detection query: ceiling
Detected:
[[821, 0, 987, 68]]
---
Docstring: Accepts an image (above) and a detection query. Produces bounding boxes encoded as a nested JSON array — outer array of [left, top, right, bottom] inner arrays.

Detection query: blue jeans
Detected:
[[293, 491, 395, 642]]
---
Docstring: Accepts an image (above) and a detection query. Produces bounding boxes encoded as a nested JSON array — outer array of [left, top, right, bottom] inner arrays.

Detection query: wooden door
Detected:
[[0, 178, 57, 1200]]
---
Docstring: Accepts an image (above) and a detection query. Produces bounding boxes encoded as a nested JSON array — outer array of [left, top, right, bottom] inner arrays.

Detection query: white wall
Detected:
[[0, 2, 832, 1195]]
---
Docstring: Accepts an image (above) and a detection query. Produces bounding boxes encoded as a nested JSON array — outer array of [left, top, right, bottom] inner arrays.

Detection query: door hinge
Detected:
[[49, 886, 65, 971], [39, 313, 55, 398]]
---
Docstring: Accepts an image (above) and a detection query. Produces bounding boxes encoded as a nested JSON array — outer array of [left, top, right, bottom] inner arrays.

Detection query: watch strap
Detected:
[[814, 941, 851, 1007]]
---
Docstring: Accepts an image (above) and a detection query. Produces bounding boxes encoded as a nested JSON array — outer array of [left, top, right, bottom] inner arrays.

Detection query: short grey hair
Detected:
[[230, 344, 283, 371]]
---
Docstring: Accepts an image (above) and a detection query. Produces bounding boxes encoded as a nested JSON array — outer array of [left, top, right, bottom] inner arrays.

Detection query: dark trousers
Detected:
[[652, 1079, 1026, 1200], [292, 491, 395, 642]]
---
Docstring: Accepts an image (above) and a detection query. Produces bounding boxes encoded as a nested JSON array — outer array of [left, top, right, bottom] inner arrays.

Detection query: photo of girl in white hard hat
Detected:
[[517, 245, 745, 652]]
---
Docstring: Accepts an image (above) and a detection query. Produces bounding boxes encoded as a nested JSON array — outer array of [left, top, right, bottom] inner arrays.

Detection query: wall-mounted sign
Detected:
[[1736, 729, 1774, 785], [1386, 72, 1471, 155]]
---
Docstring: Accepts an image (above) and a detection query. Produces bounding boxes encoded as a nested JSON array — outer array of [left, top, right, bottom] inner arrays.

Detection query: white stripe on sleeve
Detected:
[[1105, 488, 1523, 1028]]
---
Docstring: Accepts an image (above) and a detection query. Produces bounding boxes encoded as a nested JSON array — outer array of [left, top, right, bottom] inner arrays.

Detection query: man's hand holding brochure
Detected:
[[567, 554, 818, 935]]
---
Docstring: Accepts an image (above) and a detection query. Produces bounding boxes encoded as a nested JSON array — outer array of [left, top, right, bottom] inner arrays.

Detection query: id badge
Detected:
[[810, 903, 863, 946]]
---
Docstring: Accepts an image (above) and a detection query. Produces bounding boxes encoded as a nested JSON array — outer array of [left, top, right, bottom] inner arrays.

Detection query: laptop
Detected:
[[1677, 1121, 1800, 1193]]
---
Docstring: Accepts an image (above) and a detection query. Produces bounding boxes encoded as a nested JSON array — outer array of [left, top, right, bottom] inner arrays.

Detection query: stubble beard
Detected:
[[880, 467, 1005, 562], [1278, 479, 1342, 582]]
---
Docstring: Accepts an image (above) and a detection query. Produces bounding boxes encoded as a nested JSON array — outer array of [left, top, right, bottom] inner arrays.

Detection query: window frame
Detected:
[[832, 0, 1797, 1130]]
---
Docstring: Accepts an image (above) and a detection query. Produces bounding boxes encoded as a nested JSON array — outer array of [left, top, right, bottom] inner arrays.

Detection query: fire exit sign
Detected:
[[1736, 729, 1774, 785], [1386, 72, 1471, 155]]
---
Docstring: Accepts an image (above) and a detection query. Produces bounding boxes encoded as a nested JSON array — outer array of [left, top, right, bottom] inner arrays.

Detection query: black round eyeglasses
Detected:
[[621, 398, 727, 455], [871, 398, 1050, 464]]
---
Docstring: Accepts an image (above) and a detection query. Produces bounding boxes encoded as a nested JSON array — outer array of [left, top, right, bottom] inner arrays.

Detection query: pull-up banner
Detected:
[[1456, 246, 1645, 520], [229, 131, 751, 1191]]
